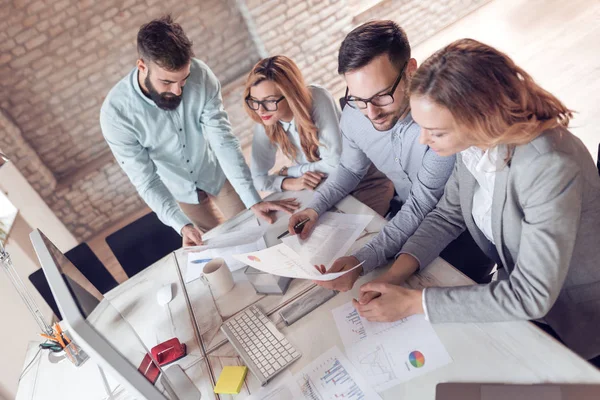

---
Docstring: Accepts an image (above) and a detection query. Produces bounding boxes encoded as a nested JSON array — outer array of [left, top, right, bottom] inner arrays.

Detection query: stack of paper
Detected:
[[232, 212, 373, 281]]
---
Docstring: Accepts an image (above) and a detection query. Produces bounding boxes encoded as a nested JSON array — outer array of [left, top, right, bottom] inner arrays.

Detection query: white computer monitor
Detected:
[[30, 228, 167, 400]]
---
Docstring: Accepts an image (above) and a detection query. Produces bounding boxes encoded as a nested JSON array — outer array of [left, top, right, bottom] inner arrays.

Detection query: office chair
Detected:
[[65, 242, 118, 294], [29, 242, 117, 319], [105, 212, 182, 278], [597, 143, 599, 176], [28, 268, 62, 320]]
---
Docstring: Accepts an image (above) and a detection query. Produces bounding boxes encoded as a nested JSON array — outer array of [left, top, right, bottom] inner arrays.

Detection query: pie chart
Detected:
[[409, 351, 425, 368]]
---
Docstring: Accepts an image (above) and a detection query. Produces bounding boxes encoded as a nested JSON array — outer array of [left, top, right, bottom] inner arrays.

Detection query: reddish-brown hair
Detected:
[[243, 56, 320, 162], [410, 39, 572, 148]]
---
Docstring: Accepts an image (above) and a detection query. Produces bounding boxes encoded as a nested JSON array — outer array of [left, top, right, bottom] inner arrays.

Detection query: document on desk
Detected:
[[247, 371, 302, 400], [280, 212, 373, 268], [294, 346, 381, 400], [184, 219, 267, 283], [246, 347, 381, 400], [232, 212, 372, 281], [332, 302, 452, 392], [232, 243, 364, 281]]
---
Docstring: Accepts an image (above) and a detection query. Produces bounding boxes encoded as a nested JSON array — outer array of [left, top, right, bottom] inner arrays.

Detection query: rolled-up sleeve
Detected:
[[200, 67, 262, 208], [100, 109, 192, 235], [308, 125, 371, 216], [354, 149, 456, 274]]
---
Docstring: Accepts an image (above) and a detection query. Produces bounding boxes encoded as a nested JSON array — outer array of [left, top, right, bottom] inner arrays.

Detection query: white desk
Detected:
[[16, 191, 600, 399]]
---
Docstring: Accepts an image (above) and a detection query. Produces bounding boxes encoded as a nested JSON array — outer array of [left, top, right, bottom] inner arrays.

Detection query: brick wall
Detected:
[[0, 0, 489, 242]]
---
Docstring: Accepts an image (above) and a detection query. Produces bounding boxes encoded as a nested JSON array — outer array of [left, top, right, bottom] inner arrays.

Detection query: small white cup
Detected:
[[202, 258, 234, 298]]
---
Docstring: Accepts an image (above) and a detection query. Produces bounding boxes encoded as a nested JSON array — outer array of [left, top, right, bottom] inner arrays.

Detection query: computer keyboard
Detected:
[[221, 305, 302, 385]]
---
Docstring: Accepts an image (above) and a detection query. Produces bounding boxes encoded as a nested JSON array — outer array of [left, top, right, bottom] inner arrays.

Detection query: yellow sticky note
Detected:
[[214, 366, 248, 394]]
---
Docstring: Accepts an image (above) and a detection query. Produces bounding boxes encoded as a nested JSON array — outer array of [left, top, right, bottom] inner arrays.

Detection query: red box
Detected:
[[151, 338, 187, 367], [137, 353, 160, 384]]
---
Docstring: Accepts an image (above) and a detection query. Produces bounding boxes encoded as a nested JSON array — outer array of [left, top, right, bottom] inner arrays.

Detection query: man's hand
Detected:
[[181, 224, 203, 247], [314, 256, 362, 291], [251, 198, 299, 224], [282, 172, 326, 191], [287, 208, 318, 239], [353, 282, 423, 322]]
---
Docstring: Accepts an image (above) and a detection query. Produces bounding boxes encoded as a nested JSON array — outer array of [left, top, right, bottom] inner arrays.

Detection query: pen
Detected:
[[191, 258, 212, 264], [40, 333, 57, 342], [277, 218, 311, 240], [293, 218, 311, 233], [53, 323, 67, 348]]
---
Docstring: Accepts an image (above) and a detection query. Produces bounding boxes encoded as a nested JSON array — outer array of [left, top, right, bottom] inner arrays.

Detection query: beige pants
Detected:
[[178, 180, 246, 232], [351, 163, 395, 216]]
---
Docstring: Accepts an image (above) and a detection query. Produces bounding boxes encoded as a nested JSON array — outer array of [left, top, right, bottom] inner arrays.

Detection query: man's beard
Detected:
[[368, 85, 410, 131], [368, 110, 401, 131], [144, 74, 183, 110]]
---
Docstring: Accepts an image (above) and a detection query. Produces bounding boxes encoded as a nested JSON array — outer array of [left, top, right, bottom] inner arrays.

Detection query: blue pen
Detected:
[[191, 258, 212, 264]]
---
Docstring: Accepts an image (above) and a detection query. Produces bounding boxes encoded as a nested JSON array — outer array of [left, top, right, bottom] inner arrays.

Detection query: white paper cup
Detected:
[[202, 258, 234, 298]]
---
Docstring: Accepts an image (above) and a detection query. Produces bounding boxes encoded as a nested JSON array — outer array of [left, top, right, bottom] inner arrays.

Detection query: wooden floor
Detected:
[[87, 0, 600, 285]]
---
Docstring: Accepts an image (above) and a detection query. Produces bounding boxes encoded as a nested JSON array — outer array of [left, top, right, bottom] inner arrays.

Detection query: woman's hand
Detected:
[[282, 171, 326, 191], [353, 283, 424, 322]]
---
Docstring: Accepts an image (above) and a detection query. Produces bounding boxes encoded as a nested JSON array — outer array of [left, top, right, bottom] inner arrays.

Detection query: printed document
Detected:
[[332, 302, 452, 392], [184, 219, 267, 283], [232, 213, 372, 281]]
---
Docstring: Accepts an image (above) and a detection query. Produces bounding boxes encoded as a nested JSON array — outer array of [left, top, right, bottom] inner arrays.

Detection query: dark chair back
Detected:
[[65, 243, 117, 294], [597, 143, 599, 176], [105, 212, 181, 278], [28, 268, 62, 320]]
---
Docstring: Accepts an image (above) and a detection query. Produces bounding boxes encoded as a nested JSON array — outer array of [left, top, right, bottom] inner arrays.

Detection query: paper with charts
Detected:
[[184, 219, 267, 283], [246, 348, 381, 400], [232, 212, 372, 281], [295, 346, 381, 400], [332, 302, 452, 392]]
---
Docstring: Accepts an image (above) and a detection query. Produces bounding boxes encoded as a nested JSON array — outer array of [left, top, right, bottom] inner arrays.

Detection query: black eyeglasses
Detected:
[[246, 96, 286, 112], [345, 63, 407, 110]]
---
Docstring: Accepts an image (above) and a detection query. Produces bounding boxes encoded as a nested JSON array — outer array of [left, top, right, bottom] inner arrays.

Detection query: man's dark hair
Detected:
[[137, 15, 194, 71], [338, 20, 410, 74]]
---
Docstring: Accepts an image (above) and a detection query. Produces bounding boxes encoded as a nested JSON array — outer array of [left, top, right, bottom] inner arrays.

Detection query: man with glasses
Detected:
[[288, 20, 493, 290], [101, 16, 298, 247]]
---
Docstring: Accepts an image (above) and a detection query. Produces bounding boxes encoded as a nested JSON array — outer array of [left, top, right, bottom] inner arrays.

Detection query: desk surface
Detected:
[[16, 191, 600, 400]]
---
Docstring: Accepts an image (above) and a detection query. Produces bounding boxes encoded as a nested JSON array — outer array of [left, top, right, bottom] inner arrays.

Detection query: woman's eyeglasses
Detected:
[[246, 96, 286, 112]]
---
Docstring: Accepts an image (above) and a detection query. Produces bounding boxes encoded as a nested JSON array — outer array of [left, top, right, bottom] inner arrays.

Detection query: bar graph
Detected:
[[320, 358, 365, 399], [295, 347, 380, 400], [346, 308, 367, 341]]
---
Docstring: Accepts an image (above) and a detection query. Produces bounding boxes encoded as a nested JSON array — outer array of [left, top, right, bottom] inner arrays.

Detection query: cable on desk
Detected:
[[18, 346, 42, 383]]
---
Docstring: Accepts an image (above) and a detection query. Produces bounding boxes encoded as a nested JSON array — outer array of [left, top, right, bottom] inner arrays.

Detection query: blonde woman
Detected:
[[355, 39, 600, 365], [244, 55, 394, 216]]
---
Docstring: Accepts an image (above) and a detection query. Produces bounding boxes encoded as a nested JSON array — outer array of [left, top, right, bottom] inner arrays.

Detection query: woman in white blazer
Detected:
[[354, 39, 600, 365]]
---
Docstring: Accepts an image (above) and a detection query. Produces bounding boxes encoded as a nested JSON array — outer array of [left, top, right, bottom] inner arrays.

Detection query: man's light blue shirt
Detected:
[[100, 59, 262, 234]]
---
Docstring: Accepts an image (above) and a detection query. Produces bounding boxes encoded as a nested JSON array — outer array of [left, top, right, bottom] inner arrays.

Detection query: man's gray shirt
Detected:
[[308, 106, 456, 274]]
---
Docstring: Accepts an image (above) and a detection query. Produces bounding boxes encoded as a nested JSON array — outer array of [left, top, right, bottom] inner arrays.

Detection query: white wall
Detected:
[[0, 222, 52, 399], [0, 162, 77, 252], [0, 163, 77, 398]]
